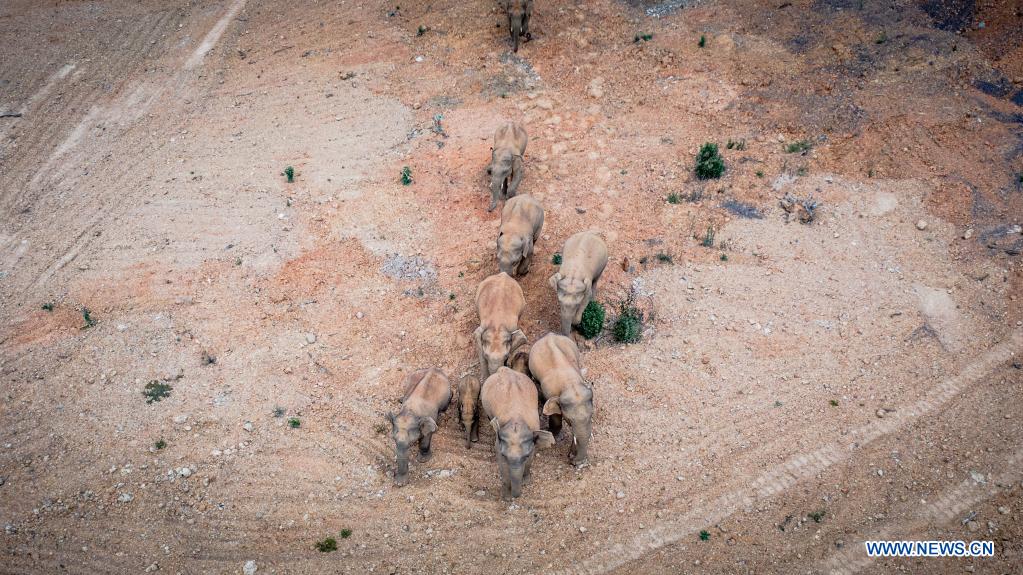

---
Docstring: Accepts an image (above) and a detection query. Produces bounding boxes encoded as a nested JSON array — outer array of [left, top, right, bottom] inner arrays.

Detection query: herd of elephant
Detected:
[[388, 121, 610, 499]]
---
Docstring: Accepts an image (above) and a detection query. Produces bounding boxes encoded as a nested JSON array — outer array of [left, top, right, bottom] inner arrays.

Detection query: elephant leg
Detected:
[[517, 253, 531, 275], [523, 13, 531, 40], [523, 452, 534, 482], [470, 406, 480, 442], [548, 413, 563, 438]]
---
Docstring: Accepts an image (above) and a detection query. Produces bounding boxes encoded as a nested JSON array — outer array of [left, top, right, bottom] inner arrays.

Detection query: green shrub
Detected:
[[701, 225, 715, 248], [143, 381, 172, 404], [400, 166, 413, 185], [81, 307, 96, 328], [667, 193, 681, 204], [633, 32, 653, 42], [698, 35, 706, 48], [42, 303, 54, 312], [315, 537, 337, 552], [656, 253, 673, 264], [808, 510, 825, 523], [340, 528, 353, 539], [695, 143, 725, 180], [283, 166, 295, 183], [551, 253, 562, 265], [612, 302, 643, 344], [288, 417, 301, 428], [577, 301, 606, 339], [785, 140, 812, 154], [154, 439, 167, 450], [699, 530, 710, 541]]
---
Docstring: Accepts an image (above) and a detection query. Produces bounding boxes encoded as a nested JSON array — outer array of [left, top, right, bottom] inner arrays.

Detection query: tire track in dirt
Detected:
[[555, 329, 1023, 575]]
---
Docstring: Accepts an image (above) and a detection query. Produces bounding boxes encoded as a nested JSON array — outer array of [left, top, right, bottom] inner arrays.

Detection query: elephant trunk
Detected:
[[572, 419, 592, 465], [507, 463, 525, 498], [559, 306, 576, 335], [510, 16, 521, 52], [394, 444, 410, 485]]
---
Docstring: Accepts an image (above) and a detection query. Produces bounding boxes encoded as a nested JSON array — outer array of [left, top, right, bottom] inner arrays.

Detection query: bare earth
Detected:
[[1, 1, 1022, 574]]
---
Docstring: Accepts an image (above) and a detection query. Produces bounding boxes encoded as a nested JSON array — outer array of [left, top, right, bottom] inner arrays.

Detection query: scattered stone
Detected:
[[876, 409, 886, 418], [117, 492, 134, 503], [576, 207, 587, 214], [356, 312, 364, 319], [963, 228, 974, 240], [586, 78, 604, 99], [243, 560, 257, 575], [177, 467, 193, 478], [970, 470, 986, 484], [998, 506, 1010, 515], [242, 421, 254, 432], [579, 526, 587, 533], [145, 563, 159, 573], [616, 491, 625, 499], [173, 414, 189, 424], [305, 333, 317, 344], [779, 193, 819, 224], [916, 220, 928, 230], [967, 520, 980, 532]]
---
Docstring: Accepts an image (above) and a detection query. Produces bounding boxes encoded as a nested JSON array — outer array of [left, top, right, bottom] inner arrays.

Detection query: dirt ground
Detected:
[[1, 0, 1022, 573]]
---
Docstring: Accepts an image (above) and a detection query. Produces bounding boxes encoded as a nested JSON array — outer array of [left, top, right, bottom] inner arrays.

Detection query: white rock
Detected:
[[118, 492, 134, 503], [916, 220, 927, 230], [177, 467, 192, 478], [579, 526, 587, 533], [356, 312, 364, 319], [173, 414, 189, 424], [305, 333, 316, 344], [243, 422, 254, 432], [243, 560, 258, 575]]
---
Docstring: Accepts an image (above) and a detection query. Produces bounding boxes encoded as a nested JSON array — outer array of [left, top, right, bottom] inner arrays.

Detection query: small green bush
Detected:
[[288, 417, 301, 428], [417, 25, 427, 36], [154, 439, 167, 450], [656, 253, 673, 264], [755, 170, 764, 178], [82, 307, 96, 329], [808, 510, 825, 523], [785, 140, 812, 154], [400, 166, 413, 186], [698, 35, 706, 48], [726, 139, 745, 150], [143, 381, 172, 404], [273, 406, 285, 418], [667, 193, 681, 204], [551, 253, 562, 265], [340, 528, 353, 539], [695, 143, 725, 180], [315, 537, 337, 552], [612, 302, 643, 344], [283, 166, 295, 183], [699, 530, 710, 541], [633, 32, 653, 42], [829, 399, 839, 407], [42, 303, 54, 312], [720, 253, 728, 261], [701, 225, 715, 248], [577, 301, 606, 339]]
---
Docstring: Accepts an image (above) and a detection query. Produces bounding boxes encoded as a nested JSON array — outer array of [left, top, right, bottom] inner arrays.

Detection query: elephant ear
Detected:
[[548, 272, 561, 289], [420, 417, 437, 434], [534, 430, 556, 448], [542, 397, 562, 416], [509, 329, 528, 356], [522, 234, 533, 258], [490, 417, 502, 435]]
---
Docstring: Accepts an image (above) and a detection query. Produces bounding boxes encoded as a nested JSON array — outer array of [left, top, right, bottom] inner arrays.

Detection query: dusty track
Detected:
[[1, 1, 1021, 574]]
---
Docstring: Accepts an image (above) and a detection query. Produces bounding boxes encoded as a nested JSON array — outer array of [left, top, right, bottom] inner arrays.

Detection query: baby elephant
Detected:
[[549, 231, 609, 335], [481, 366, 555, 499], [389, 368, 451, 486], [497, 194, 544, 277], [529, 333, 594, 466], [456, 375, 481, 448], [487, 122, 528, 212], [504, 0, 533, 52], [475, 272, 527, 383]]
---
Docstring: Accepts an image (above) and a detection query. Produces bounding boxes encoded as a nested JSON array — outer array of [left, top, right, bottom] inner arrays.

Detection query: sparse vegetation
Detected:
[[634, 32, 653, 42], [699, 530, 710, 541], [373, 423, 388, 435], [273, 406, 286, 418], [808, 510, 826, 523], [656, 252, 673, 264], [695, 143, 725, 180], [154, 439, 167, 450], [551, 253, 562, 265], [400, 166, 413, 186], [684, 189, 703, 203], [142, 381, 172, 404], [577, 301, 606, 340], [698, 35, 706, 48], [667, 192, 681, 204], [417, 25, 427, 36], [785, 140, 812, 154], [340, 528, 353, 539], [756, 170, 764, 178], [449, 293, 456, 301], [829, 399, 839, 407], [774, 400, 783, 408], [81, 307, 96, 329], [875, 32, 887, 44], [283, 166, 295, 183], [42, 302, 54, 312], [780, 192, 820, 224], [720, 253, 728, 261], [612, 299, 643, 344], [726, 139, 746, 150], [701, 225, 716, 248], [315, 537, 338, 552], [288, 417, 301, 428]]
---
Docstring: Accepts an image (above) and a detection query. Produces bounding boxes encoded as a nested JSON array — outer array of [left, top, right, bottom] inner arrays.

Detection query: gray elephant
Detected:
[[504, 0, 533, 52], [528, 333, 594, 466], [549, 231, 608, 335], [389, 368, 451, 486], [481, 366, 555, 499]]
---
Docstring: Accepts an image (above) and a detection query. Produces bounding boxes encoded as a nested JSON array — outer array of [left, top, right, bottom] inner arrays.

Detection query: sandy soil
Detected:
[[1, 0, 1022, 573]]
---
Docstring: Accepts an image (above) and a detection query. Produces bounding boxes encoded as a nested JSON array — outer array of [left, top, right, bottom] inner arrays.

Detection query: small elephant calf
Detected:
[[481, 366, 555, 499], [504, 0, 533, 52], [497, 194, 544, 277], [550, 231, 608, 335], [456, 375, 481, 449], [529, 333, 594, 465], [487, 122, 528, 212], [389, 368, 451, 486]]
